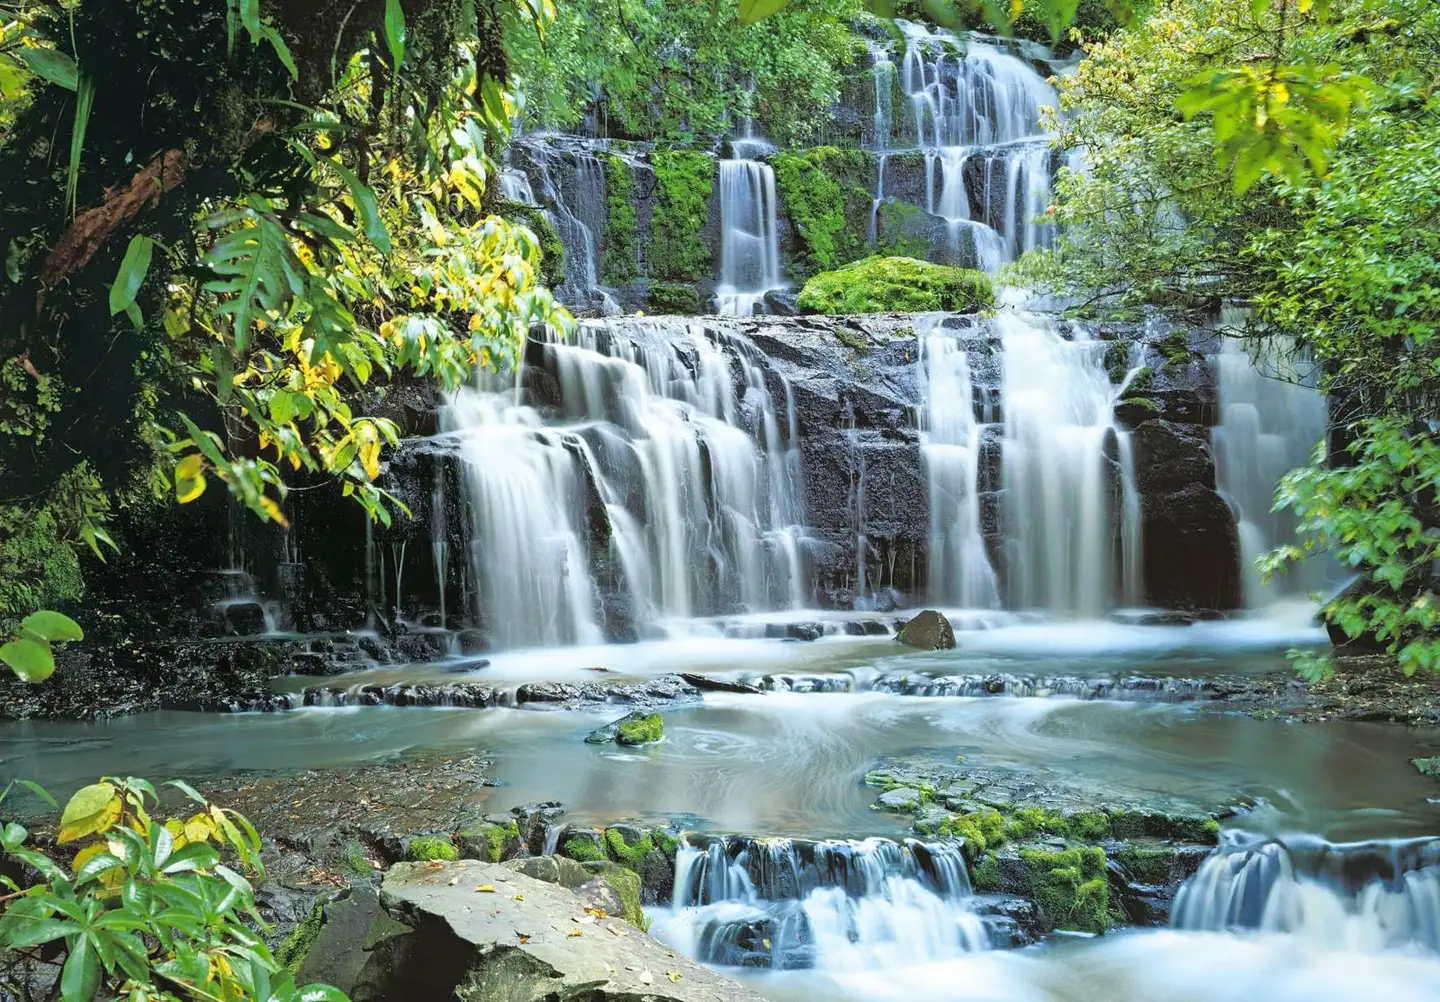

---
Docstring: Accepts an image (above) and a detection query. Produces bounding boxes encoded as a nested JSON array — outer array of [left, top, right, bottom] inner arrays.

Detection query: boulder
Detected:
[[1132, 420, 1217, 495], [1140, 483, 1242, 611], [585, 710, 664, 746], [896, 609, 957, 650], [349, 860, 766, 1002]]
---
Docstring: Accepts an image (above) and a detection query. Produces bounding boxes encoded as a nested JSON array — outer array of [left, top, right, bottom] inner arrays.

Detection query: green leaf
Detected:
[[66, 75, 95, 218], [260, 25, 299, 78], [6, 918, 82, 950], [300, 986, 352, 1002], [61, 932, 101, 1002], [738, 0, 790, 23], [164, 779, 208, 804], [330, 161, 390, 254], [1, 638, 56, 683], [384, 0, 407, 69], [22, 610, 84, 642], [240, 0, 261, 40], [108, 235, 154, 316], [14, 47, 79, 91]]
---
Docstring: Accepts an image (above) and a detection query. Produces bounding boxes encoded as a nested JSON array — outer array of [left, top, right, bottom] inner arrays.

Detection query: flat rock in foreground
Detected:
[[352, 859, 765, 1002]]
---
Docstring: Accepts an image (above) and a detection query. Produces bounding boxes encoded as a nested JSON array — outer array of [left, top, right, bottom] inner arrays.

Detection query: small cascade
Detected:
[[1173, 832, 1440, 954], [1212, 330, 1332, 605], [441, 318, 806, 648], [512, 142, 619, 314], [879, 22, 1059, 269], [998, 312, 1122, 615], [654, 836, 989, 970], [920, 317, 1001, 609], [716, 142, 786, 316]]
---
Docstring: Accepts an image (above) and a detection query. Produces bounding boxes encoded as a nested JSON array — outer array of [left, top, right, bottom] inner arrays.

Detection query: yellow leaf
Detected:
[[71, 842, 108, 873], [567, 929, 583, 938], [184, 814, 215, 844], [175, 453, 207, 504], [58, 783, 121, 844], [1009, 0, 1023, 21], [476, 884, 496, 893], [666, 972, 682, 984]]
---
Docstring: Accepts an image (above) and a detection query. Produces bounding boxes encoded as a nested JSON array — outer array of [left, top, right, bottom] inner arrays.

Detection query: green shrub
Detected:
[[797, 256, 994, 315], [647, 282, 701, 315], [499, 199, 566, 290]]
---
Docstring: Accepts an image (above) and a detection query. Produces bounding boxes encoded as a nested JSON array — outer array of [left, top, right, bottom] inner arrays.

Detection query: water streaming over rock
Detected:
[[879, 22, 1060, 269], [654, 836, 990, 970], [1173, 832, 1440, 953], [1212, 329, 1332, 605], [717, 137, 786, 316], [441, 319, 806, 648]]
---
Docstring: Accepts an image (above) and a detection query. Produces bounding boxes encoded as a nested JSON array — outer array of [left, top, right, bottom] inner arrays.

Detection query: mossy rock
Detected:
[[457, 820, 521, 863], [770, 146, 875, 274], [1413, 756, 1440, 777], [1112, 846, 1178, 886], [275, 896, 328, 976], [337, 839, 375, 877], [602, 825, 655, 870], [583, 862, 647, 930], [601, 152, 638, 284], [406, 835, 458, 862], [650, 150, 714, 282], [617, 713, 663, 746], [971, 851, 1003, 892], [647, 281, 701, 315], [798, 256, 994, 316], [560, 828, 608, 863], [1020, 846, 1109, 934]]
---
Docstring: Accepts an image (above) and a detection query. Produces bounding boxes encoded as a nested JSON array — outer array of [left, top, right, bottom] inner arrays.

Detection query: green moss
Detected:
[[1067, 811, 1113, 841], [647, 282, 701, 315], [598, 866, 647, 930], [603, 828, 655, 870], [1103, 341, 1131, 384], [616, 713, 663, 746], [798, 256, 994, 316], [458, 821, 519, 863], [650, 151, 714, 282], [1160, 329, 1194, 371], [1021, 846, 1109, 934], [1171, 815, 1222, 845], [406, 835, 458, 862], [834, 327, 869, 353], [1113, 847, 1175, 886], [654, 831, 681, 856], [1118, 396, 1160, 416], [275, 897, 326, 975], [771, 147, 875, 275], [1413, 756, 1440, 777], [601, 153, 638, 284], [939, 807, 1006, 859], [971, 851, 1003, 892], [874, 201, 931, 259], [498, 199, 566, 290], [563, 835, 607, 863], [338, 839, 374, 877], [1125, 366, 1154, 397]]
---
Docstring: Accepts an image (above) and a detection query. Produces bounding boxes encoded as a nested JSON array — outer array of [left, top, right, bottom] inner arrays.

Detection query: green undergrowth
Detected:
[[563, 834, 607, 863], [650, 151, 714, 282], [798, 256, 994, 315], [647, 281, 701, 315]]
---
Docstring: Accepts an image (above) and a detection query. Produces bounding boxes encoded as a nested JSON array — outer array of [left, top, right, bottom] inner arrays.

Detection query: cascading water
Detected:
[[653, 836, 989, 970], [1212, 330, 1332, 605], [441, 318, 806, 648], [920, 316, 1001, 609], [1173, 833, 1440, 954], [717, 136, 786, 316], [880, 22, 1060, 269], [510, 142, 619, 314]]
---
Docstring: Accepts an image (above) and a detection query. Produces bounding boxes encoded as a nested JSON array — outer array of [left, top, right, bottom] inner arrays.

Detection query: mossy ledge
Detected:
[[650, 150, 714, 283], [798, 256, 994, 315], [406, 834, 459, 862], [771, 146, 875, 275]]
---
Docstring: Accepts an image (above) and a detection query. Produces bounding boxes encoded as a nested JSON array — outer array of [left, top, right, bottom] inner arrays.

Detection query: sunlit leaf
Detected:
[[21, 610, 84, 642]]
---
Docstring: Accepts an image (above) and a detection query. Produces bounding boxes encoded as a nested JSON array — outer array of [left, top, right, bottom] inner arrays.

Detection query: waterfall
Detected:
[[920, 317, 1001, 609], [999, 313, 1120, 615], [716, 151, 786, 316], [512, 142, 620, 314], [654, 836, 989, 970], [882, 22, 1059, 270], [1173, 833, 1440, 954], [1212, 332, 1332, 605], [441, 319, 806, 647]]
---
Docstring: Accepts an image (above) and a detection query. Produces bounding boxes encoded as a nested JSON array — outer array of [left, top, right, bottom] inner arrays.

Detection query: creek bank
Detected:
[[290, 859, 766, 1002]]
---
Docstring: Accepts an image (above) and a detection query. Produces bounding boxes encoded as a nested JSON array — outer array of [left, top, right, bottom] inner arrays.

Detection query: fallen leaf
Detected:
[[513, 893, 524, 901], [567, 929, 584, 938], [476, 884, 496, 893], [518, 935, 530, 944], [666, 972, 682, 984], [584, 906, 608, 918]]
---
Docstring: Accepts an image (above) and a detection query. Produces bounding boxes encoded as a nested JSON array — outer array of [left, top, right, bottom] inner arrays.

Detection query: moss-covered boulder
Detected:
[[586, 710, 664, 746], [896, 609, 957, 650], [405, 834, 458, 862], [647, 281, 701, 315], [1019, 846, 1110, 934], [457, 819, 522, 863], [797, 256, 994, 316]]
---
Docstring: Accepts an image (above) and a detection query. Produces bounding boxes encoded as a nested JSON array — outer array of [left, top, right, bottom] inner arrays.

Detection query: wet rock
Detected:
[[1109, 609, 1196, 627], [517, 673, 701, 711], [1140, 482, 1242, 611], [350, 860, 767, 1002], [764, 621, 825, 641], [896, 609, 957, 650], [875, 787, 925, 812], [679, 673, 765, 695], [293, 885, 382, 991], [585, 710, 664, 746]]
